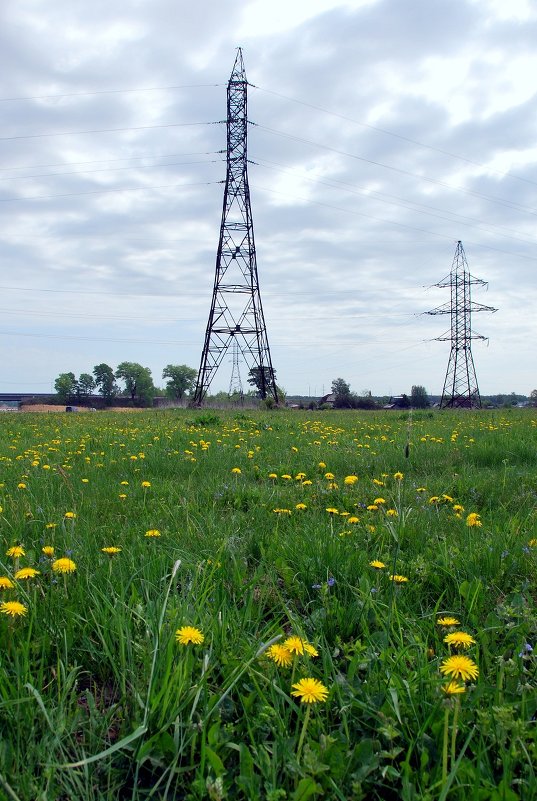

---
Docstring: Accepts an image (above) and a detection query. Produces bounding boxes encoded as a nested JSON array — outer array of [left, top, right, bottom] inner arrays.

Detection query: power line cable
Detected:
[[252, 182, 537, 262], [0, 83, 223, 103], [0, 150, 221, 174], [0, 178, 222, 203], [0, 120, 223, 142], [252, 122, 537, 217], [250, 83, 537, 189], [251, 158, 537, 246], [0, 156, 223, 182]]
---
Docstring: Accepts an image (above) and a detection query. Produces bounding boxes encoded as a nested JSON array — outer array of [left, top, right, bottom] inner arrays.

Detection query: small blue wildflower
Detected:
[[519, 643, 533, 657], [327, 577, 336, 587], [311, 583, 322, 590]]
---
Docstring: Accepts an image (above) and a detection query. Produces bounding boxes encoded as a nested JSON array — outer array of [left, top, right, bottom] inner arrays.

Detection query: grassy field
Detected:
[[0, 408, 536, 801]]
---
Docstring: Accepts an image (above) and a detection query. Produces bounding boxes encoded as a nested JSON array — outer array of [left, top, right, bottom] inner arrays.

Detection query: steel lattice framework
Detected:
[[192, 49, 277, 405], [427, 241, 496, 408]]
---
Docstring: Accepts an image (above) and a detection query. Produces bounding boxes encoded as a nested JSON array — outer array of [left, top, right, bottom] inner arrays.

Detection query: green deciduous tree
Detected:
[[93, 363, 118, 404], [54, 372, 77, 404], [331, 378, 352, 408], [77, 373, 96, 399], [411, 385, 430, 409], [115, 362, 155, 406], [247, 367, 277, 399], [162, 364, 197, 401]]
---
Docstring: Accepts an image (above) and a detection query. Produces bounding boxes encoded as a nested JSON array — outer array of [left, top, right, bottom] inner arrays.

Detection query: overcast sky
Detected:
[[1, 0, 536, 398]]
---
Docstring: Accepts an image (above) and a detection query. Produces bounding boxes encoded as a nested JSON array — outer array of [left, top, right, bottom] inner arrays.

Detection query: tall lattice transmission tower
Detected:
[[192, 49, 278, 406], [427, 241, 497, 408]]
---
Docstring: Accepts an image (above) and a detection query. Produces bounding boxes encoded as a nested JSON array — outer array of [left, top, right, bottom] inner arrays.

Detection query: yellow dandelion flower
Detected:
[[453, 504, 464, 513], [528, 538, 537, 547], [367, 505, 379, 511], [231, 467, 241, 474], [145, 529, 161, 537], [0, 601, 27, 618], [348, 516, 360, 524], [52, 558, 77, 574], [325, 507, 339, 515], [175, 626, 204, 645], [302, 479, 313, 486], [444, 631, 476, 650], [344, 475, 359, 485], [374, 497, 386, 505], [281, 474, 292, 480], [291, 677, 329, 704], [416, 487, 427, 493], [393, 472, 404, 480], [295, 503, 307, 511], [466, 512, 482, 527], [0, 577, 15, 590], [386, 509, 398, 517], [120, 480, 129, 485], [268, 473, 278, 479], [64, 511, 77, 519], [17, 482, 27, 489], [442, 681, 466, 695], [369, 560, 386, 569], [324, 472, 335, 480], [437, 616, 461, 627], [440, 655, 479, 682], [428, 496, 440, 504], [141, 481, 151, 488], [6, 546, 25, 558], [266, 644, 293, 668], [390, 574, 409, 583], [42, 546, 55, 557], [304, 643, 319, 657], [283, 635, 307, 655], [101, 547, 122, 555], [372, 479, 385, 486], [14, 568, 40, 580], [45, 523, 57, 529], [318, 462, 326, 469]]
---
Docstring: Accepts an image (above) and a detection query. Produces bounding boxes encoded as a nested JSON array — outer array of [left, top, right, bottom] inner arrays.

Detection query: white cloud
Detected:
[[1, 0, 536, 399]]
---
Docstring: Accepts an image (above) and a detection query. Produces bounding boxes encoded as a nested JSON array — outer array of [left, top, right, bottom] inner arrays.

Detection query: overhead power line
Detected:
[[252, 123, 537, 217], [0, 83, 223, 103], [0, 179, 221, 203], [250, 83, 537, 189], [0, 120, 223, 142]]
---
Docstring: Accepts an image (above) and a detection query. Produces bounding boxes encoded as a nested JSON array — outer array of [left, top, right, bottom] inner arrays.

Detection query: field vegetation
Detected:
[[0, 408, 536, 800]]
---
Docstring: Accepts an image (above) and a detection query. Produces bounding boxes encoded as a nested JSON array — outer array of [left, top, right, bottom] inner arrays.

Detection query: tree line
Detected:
[[54, 363, 197, 406], [54, 364, 283, 407], [328, 378, 430, 409]]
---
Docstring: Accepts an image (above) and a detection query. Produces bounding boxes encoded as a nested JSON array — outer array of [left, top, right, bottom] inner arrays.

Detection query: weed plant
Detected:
[[0, 409, 536, 800]]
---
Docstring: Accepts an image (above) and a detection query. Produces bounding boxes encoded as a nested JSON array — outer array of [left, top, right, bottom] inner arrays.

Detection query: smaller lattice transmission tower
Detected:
[[228, 338, 244, 402], [427, 241, 497, 408], [192, 48, 277, 406]]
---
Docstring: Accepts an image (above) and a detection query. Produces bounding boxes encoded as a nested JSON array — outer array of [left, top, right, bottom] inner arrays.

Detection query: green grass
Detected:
[[0, 408, 536, 800]]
